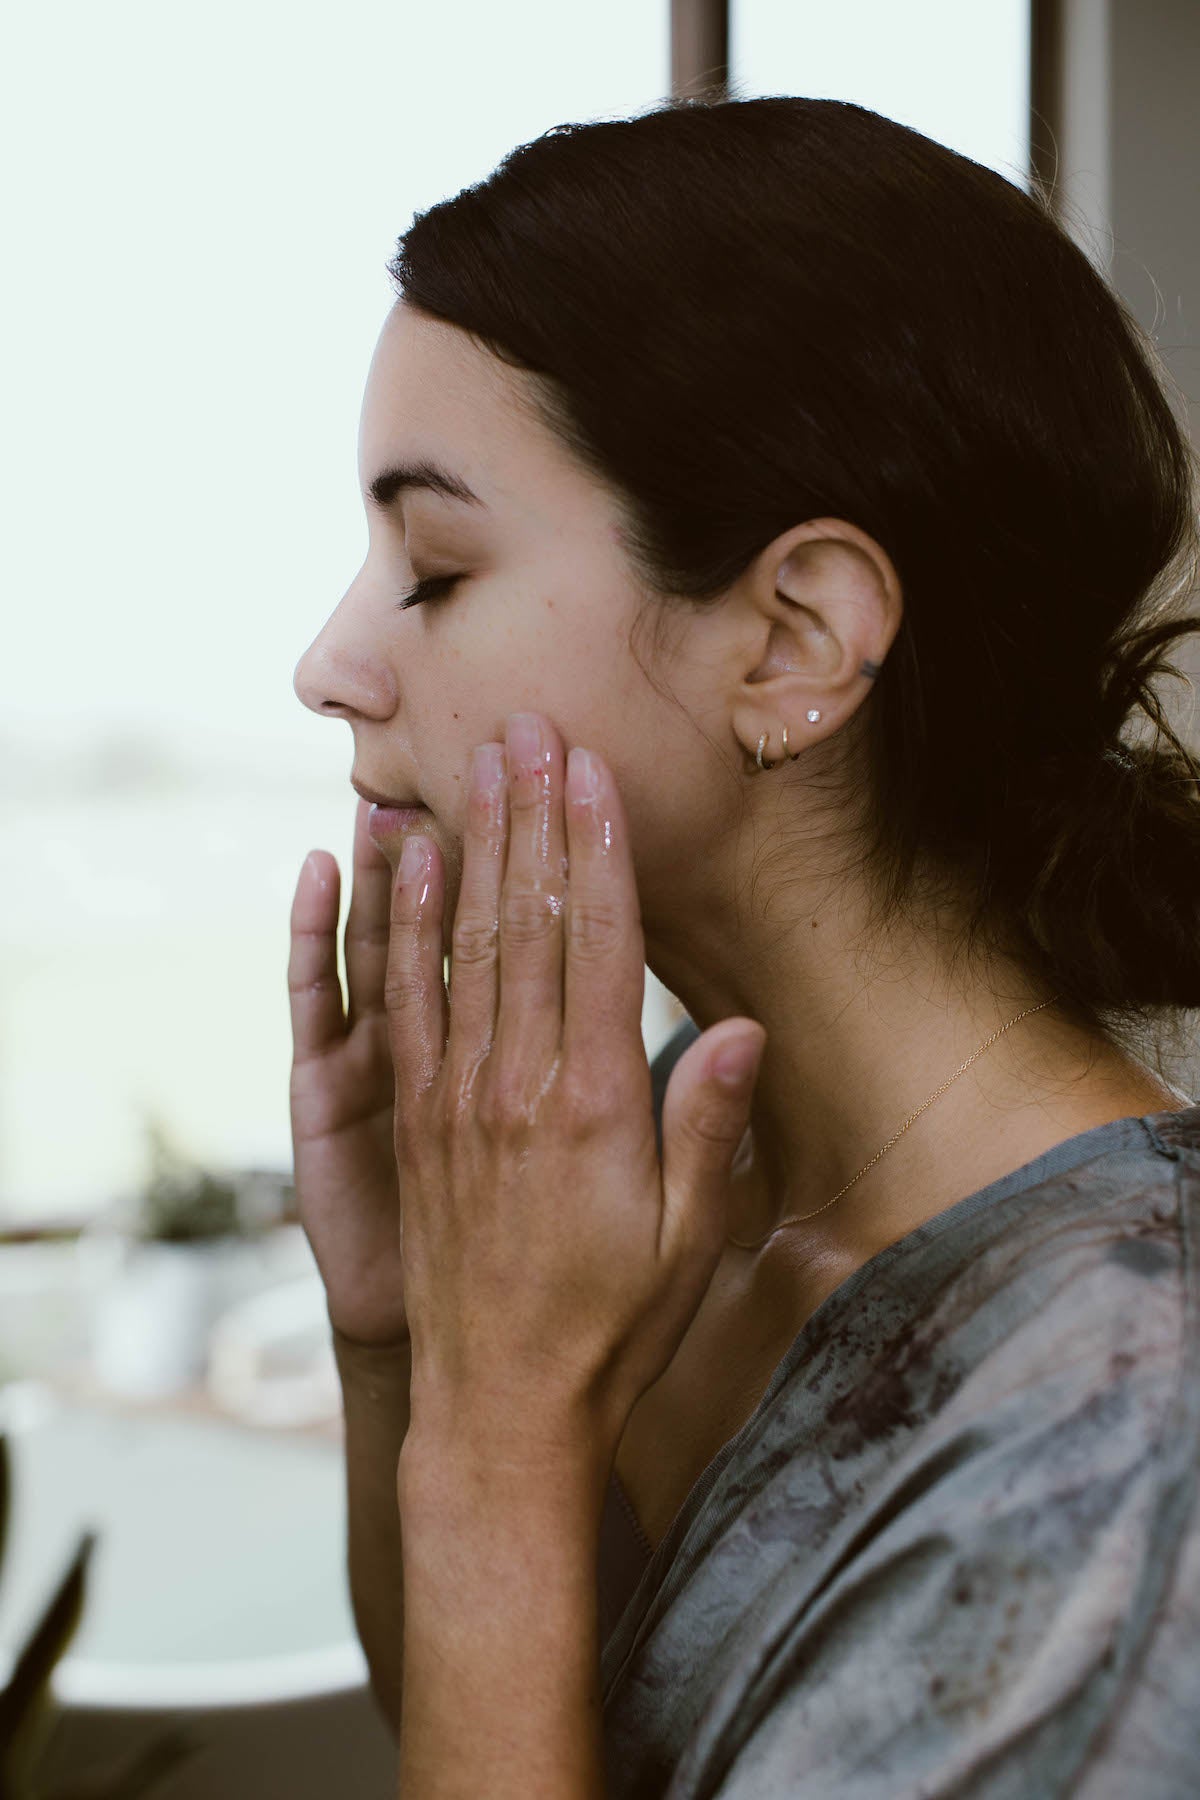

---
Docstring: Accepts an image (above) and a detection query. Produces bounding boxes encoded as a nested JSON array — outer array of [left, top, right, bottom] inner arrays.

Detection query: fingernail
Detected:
[[473, 742, 506, 791], [713, 1039, 761, 1087], [508, 712, 543, 767], [567, 746, 601, 801], [399, 837, 427, 883]]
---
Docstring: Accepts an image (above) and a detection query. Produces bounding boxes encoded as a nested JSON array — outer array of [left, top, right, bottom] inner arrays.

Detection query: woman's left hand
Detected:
[[384, 709, 766, 1472]]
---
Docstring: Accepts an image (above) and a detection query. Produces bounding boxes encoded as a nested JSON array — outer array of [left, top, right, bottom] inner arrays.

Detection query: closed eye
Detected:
[[396, 574, 460, 612]]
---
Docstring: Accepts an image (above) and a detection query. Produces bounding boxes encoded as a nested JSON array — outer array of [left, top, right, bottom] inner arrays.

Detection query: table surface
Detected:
[[0, 1362, 357, 1679]]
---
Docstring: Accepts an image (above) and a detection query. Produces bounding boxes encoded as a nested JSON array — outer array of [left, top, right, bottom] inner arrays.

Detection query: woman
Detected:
[[289, 96, 1200, 1797]]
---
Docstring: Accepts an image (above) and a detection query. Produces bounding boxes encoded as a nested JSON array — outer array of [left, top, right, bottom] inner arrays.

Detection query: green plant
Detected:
[[130, 1115, 244, 1245], [0, 1433, 200, 1799]]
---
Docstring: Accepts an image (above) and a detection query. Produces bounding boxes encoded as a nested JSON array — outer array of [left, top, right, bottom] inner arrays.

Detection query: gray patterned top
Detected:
[[598, 1018, 1200, 1797]]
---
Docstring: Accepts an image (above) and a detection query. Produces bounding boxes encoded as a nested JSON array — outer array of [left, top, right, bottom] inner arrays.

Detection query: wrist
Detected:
[[398, 1399, 612, 1537], [330, 1321, 412, 1356], [331, 1324, 413, 1399]]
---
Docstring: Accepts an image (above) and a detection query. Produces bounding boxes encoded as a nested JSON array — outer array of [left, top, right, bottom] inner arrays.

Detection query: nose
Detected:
[[293, 592, 398, 722]]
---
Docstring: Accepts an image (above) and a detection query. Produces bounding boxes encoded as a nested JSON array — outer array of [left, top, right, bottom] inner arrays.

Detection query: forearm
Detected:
[[396, 1422, 608, 1799], [331, 1328, 415, 1739]]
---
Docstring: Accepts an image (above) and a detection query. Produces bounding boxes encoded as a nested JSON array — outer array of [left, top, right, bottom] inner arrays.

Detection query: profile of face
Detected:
[[293, 299, 898, 969], [294, 301, 703, 943]]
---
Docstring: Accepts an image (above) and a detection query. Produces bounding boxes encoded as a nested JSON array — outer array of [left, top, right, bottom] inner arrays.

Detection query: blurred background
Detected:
[[0, 2, 1194, 1795], [0, 0, 1033, 1230]]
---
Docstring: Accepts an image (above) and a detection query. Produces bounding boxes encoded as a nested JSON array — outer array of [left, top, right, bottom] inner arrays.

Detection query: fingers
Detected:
[[288, 849, 345, 1061], [345, 797, 394, 1033], [379, 710, 639, 1130], [561, 747, 645, 1083], [385, 827, 449, 1122], [493, 712, 568, 1076], [444, 741, 509, 1082]]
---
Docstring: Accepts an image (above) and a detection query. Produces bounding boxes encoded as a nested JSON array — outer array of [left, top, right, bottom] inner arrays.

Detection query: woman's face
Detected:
[[293, 300, 737, 943]]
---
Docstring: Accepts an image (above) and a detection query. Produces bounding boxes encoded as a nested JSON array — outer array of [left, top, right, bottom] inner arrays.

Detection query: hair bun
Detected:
[[1000, 736, 1200, 1011], [1101, 744, 1138, 774]]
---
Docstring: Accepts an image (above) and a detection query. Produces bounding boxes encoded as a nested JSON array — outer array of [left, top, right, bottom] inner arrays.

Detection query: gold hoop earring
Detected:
[[755, 723, 807, 771]]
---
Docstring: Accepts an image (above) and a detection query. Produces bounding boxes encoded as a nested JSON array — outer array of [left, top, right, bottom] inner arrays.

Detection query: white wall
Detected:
[[0, 0, 670, 1220], [732, 0, 1029, 187]]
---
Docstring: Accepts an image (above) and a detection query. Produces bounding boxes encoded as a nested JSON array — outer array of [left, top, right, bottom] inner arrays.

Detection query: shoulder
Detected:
[[824, 1105, 1200, 1464], [615, 1111, 1200, 1797], [603, 1103, 1200, 1796]]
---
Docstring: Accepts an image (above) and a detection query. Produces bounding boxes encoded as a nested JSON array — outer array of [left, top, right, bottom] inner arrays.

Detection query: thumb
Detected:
[[659, 1023, 767, 1267]]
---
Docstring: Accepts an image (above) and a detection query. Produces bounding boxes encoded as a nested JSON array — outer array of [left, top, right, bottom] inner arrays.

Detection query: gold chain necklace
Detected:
[[725, 996, 1061, 1252]]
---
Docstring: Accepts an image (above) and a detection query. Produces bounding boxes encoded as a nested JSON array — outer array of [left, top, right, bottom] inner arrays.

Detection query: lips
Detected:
[[352, 778, 424, 808], [365, 799, 429, 848]]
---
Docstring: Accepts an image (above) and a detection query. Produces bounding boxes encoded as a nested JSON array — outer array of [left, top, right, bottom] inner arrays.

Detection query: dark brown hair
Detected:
[[387, 94, 1200, 1075]]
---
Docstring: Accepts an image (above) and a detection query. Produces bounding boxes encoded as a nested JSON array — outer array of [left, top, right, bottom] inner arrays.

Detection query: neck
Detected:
[[645, 879, 1178, 1279]]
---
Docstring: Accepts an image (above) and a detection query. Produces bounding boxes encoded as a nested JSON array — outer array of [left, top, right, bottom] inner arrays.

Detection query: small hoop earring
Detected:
[[755, 723, 807, 771]]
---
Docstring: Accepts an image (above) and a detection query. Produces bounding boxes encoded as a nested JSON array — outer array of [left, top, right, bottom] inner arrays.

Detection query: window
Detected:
[[732, 0, 1029, 186], [1, 0, 671, 1224]]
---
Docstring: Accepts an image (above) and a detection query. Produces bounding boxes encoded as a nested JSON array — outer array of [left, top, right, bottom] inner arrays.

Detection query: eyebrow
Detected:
[[365, 459, 487, 511]]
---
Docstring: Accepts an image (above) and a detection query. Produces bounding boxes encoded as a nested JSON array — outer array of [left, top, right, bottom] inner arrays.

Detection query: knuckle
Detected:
[[380, 914, 422, 991], [346, 920, 391, 949], [382, 968, 422, 1014], [501, 885, 561, 945], [287, 969, 340, 1000], [561, 1068, 628, 1129], [477, 1068, 536, 1134], [451, 910, 499, 968], [566, 895, 623, 960], [690, 1097, 736, 1143]]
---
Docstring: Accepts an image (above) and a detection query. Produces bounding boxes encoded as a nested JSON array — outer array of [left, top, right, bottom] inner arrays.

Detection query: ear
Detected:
[[731, 517, 903, 754]]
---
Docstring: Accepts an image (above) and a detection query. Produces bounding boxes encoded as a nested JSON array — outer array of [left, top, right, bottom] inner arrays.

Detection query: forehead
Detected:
[[358, 301, 539, 499]]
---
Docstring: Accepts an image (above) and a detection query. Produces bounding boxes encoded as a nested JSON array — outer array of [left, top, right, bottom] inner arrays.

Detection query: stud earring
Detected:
[[806, 709, 821, 723]]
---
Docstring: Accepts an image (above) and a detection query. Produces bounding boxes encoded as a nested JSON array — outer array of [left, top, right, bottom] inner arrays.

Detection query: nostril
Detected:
[[292, 642, 396, 720]]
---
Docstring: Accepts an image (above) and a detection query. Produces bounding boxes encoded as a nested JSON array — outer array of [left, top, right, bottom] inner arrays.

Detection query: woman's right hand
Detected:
[[288, 799, 410, 1349]]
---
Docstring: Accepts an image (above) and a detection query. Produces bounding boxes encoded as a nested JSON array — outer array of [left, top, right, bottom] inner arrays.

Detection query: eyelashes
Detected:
[[396, 574, 460, 612]]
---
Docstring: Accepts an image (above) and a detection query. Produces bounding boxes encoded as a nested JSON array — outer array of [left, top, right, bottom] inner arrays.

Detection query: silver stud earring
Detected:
[[806, 709, 821, 723]]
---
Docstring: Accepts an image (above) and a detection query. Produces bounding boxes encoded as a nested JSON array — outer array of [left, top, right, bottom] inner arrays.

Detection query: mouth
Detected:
[[352, 777, 431, 848]]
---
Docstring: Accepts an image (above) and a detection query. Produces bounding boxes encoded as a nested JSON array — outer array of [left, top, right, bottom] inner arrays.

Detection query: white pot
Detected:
[[90, 1238, 239, 1400]]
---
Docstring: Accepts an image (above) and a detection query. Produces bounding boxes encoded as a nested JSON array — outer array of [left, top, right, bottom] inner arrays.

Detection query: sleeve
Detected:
[[672, 1241, 1197, 1800]]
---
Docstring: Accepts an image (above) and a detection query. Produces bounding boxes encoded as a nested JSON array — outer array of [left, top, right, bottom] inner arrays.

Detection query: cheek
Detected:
[[624, 769, 729, 917]]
